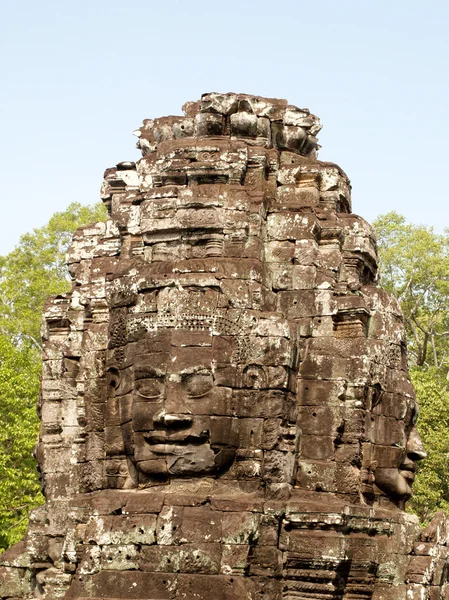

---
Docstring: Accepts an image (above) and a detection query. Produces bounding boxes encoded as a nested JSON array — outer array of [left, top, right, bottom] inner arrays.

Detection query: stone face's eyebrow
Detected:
[[177, 366, 213, 377], [133, 352, 169, 377], [134, 365, 166, 379]]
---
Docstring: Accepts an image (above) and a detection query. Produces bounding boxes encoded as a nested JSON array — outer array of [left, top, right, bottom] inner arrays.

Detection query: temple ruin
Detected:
[[1, 92, 448, 599]]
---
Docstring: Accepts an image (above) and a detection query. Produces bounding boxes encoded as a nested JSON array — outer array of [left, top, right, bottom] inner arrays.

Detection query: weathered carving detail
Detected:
[[0, 93, 446, 600]]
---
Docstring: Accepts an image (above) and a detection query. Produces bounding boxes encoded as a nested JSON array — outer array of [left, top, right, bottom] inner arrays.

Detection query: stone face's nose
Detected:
[[406, 427, 427, 462], [153, 410, 193, 430]]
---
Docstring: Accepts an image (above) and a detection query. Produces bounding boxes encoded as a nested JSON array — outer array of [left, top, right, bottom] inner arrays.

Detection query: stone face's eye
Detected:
[[136, 378, 164, 399], [243, 365, 267, 389], [185, 372, 213, 398]]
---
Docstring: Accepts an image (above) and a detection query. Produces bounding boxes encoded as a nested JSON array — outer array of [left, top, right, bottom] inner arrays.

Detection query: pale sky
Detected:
[[1, 0, 448, 255]]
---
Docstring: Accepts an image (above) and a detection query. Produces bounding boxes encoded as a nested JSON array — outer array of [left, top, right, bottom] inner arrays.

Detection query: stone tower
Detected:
[[1, 93, 447, 600]]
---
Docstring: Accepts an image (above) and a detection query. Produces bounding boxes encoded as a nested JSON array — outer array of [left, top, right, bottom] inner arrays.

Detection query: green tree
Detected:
[[0, 336, 41, 552], [373, 212, 449, 368], [409, 368, 449, 523], [0, 201, 107, 348], [373, 213, 449, 523], [0, 201, 107, 550]]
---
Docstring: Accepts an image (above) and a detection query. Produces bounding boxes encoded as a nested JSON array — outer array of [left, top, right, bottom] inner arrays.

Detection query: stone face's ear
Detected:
[[369, 382, 384, 409], [106, 367, 121, 396], [242, 364, 268, 389]]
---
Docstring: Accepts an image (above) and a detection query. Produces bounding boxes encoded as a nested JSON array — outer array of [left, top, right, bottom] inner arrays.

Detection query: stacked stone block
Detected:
[[0, 93, 446, 600]]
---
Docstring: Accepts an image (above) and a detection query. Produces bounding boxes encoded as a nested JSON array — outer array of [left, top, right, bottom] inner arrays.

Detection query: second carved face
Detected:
[[368, 388, 426, 509]]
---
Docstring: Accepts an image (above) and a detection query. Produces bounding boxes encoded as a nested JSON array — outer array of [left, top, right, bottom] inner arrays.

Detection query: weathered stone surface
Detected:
[[1, 92, 446, 599]]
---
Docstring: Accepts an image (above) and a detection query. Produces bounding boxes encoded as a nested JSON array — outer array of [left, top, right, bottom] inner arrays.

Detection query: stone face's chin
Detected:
[[166, 444, 217, 475], [135, 444, 222, 476], [374, 467, 414, 503], [134, 444, 237, 477]]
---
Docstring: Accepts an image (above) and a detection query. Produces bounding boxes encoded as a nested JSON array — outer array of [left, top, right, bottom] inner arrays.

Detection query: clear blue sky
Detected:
[[1, 0, 448, 255]]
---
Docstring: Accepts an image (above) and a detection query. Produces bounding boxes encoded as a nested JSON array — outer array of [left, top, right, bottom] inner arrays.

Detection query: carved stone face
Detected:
[[106, 299, 298, 488], [108, 327, 241, 480], [369, 390, 426, 508]]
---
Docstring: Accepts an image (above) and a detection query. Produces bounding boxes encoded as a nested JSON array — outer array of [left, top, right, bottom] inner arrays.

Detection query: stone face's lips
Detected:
[[399, 459, 418, 482], [399, 467, 416, 480], [399, 463, 417, 472], [143, 432, 210, 446], [401, 472, 415, 483]]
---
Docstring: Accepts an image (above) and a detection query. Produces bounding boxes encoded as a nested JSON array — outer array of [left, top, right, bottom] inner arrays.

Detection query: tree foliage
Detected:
[[0, 202, 107, 348], [0, 201, 107, 550], [408, 368, 449, 523], [373, 212, 449, 523], [0, 338, 41, 552], [373, 212, 449, 368]]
